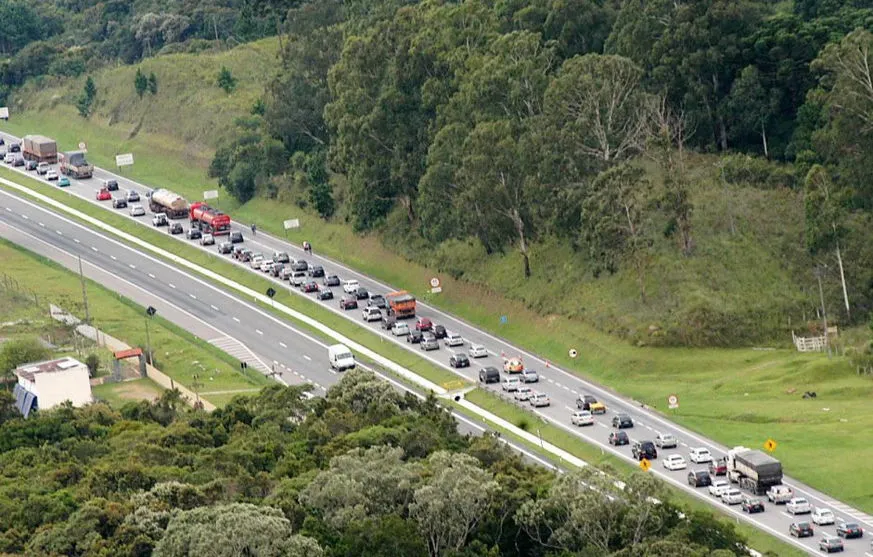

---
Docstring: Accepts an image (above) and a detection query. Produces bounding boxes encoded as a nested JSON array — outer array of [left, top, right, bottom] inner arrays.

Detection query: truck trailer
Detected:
[[22, 135, 58, 164], [58, 150, 94, 179], [386, 291, 416, 319], [148, 189, 189, 219], [189, 202, 231, 235], [726, 446, 783, 495]]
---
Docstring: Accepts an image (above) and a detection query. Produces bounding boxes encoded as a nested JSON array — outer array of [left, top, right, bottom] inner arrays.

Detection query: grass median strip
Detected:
[[460, 388, 805, 557], [0, 168, 463, 391], [0, 238, 267, 406]]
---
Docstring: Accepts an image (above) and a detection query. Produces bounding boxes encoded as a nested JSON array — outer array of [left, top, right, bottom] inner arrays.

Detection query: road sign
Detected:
[[499, 315, 508, 325], [0, 107, 8, 120], [115, 153, 134, 167], [78, 142, 87, 151], [569, 349, 578, 358], [266, 287, 276, 298], [283, 218, 300, 230], [764, 439, 777, 452], [430, 277, 441, 288], [203, 189, 219, 200], [639, 458, 651, 472], [430, 287, 442, 294], [668, 394, 679, 409]]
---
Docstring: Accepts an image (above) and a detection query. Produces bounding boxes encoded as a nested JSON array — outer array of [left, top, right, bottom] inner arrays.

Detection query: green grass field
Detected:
[[92, 378, 164, 407], [0, 238, 269, 407]]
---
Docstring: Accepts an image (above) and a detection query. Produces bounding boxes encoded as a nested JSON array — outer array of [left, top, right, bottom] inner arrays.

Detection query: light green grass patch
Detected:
[[93, 378, 165, 407]]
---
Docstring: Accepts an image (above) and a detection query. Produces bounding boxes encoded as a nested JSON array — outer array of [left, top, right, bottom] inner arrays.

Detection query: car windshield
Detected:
[[843, 523, 858, 529]]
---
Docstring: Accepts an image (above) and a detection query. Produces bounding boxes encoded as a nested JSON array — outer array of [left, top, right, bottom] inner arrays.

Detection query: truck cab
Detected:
[[328, 344, 355, 371]]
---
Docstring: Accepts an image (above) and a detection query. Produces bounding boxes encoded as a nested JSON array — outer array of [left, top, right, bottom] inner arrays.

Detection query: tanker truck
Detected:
[[148, 188, 189, 219], [189, 202, 231, 235]]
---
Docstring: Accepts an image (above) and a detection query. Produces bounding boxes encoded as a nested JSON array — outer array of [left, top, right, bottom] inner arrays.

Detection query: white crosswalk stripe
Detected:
[[208, 336, 271, 373]]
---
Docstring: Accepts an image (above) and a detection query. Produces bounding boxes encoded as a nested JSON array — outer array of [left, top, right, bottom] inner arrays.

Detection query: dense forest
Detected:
[[0, 371, 756, 556]]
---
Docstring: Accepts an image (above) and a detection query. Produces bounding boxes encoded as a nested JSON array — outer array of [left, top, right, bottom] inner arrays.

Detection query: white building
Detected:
[[13, 357, 93, 417]]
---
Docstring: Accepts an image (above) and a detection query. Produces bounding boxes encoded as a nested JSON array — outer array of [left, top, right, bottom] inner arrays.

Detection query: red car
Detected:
[[709, 458, 727, 476], [415, 317, 433, 331], [301, 281, 319, 293], [96, 188, 112, 201]]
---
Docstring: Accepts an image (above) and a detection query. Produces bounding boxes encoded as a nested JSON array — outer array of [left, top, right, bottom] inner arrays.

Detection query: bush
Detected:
[[84, 354, 100, 376], [721, 154, 797, 189]]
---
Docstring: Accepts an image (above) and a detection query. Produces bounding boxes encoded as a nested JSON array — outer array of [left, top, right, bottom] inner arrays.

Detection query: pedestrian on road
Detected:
[[303, 241, 312, 255], [251, 223, 257, 236]]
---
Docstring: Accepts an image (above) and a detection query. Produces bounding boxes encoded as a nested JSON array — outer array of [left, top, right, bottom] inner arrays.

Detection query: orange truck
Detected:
[[386, 290, 416, 318]]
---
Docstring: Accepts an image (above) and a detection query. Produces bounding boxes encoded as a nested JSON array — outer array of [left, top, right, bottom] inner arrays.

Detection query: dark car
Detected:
[[318, 289, 334, 301], [420, 333, 439, 351], [836, 522, 863, 539], [355, 287, 369, 300], [368, 294, 387, 309], [324, 274, 340, 287], [432, 324, 447, 339], [308, 265, 325, 278], [741, 497, 765, 513], [270, 262, 284, 276], [709, 458, 727, 476], [230, 231, 244, 243], [612, 414, 634, 429], [631, 441, 657, 461], [218, 242, 233, 255], [239, 249, 254, 262], [340, 296, 358, 310], [479, 366, 500, 384], [126, 190, 141, 202], [416, 317, 433, 331], [301, 281, 319, 293], [25, 160, 38, 171], [450, 353, 470, 368], [169, 223, 183, 235], [608, 431, 629, 446], [407, 330, 424, 344], [273, 252, 290, 263], [103, 179, 119, 191], [819, 535, 844, 553], [687, 470, 712, 488], [112, 198, 128, 209], [186, 228, 202, 240], [8, 142, 20, 152], [381, 313, 396, 330], [291, 260, 308, 272], [789, 522, 814, 538], [577, 394, 598, 410]]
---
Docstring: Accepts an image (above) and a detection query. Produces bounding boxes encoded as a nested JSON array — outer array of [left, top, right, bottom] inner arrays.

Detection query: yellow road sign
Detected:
[[639, 458, 651, 472], [764, 439, 777, 452]]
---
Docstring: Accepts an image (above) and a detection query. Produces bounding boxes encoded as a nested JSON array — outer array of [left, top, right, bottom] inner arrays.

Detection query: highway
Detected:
[[2, 132, 873, 555]]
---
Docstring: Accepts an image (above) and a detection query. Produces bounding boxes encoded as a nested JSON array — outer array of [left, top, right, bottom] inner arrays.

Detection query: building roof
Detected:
[[15, 357, 84, 382]]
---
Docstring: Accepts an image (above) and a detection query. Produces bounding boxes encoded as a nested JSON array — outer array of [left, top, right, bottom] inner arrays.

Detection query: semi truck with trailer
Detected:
[[386, 291, 416, 318], [58, 150, 94, 179], [148, 189, 189, 219], [726, 446, 783, 495], [22, 135, 58, 164], [189, 202, 231, 235]]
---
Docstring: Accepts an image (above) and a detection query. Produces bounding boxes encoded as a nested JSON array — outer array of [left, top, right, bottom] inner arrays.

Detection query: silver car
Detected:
[[129, 204, 146, 217]]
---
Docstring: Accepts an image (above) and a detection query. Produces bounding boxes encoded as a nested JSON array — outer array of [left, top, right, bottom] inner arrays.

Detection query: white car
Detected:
[[37, 162, 50, 175], [250, 256, 264, 269], [259, 260, 273, 272], [4, 152, 14, 164], [709, 480, 730, 497], [786, 497, 812, 515], [200, 233, 215, 246], [812, 508, 835, 525], [392, 322, 410, 336], [571, 410, 594, 426], [662, 454, 687, 471], [502, 377, 521, 392], [721, 488, 744, 505], [514, 387, 533, 401], [444, 332, 464, 347], [469, 344, 488, 358], [689, 447, 712, 464], [129, 204, 146, 217], [655, 433, 678, 448], [342, 279, 360, 294], [529, 393, 550, 407], [362, 307, 382, 322], [46, 169, 59, 181], [290, 271, 307, 286]]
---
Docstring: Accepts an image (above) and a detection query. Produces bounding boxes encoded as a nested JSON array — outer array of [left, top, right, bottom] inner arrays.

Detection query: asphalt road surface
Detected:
[[2, 133, 873, 555]]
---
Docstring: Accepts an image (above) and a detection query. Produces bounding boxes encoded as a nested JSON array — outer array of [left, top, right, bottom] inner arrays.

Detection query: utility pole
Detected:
[[145, 306, 157, 365], [815, 266, 830, 358], [78, 256, 90, 324]]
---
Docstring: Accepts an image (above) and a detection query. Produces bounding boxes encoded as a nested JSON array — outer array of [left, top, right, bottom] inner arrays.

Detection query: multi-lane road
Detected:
[[2, 131, 873, 555]]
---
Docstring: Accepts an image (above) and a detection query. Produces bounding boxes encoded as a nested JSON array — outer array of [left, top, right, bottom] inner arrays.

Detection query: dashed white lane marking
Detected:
[[148, 273, 155, 278], [110, 255, 116, 260], [279, 342, 287, 348], [189, 293, 197, 300], [255, 329, 263, 335], [4, 207, 10, 211], [210, 304, 219, 311], [303, 355, 312, 361], [781, 512, 794, 519], [232, 317, 240, 322], [168, 283, 176, 289], [55, 230, 62, 235], [597, 422, 609, 428], [129, 263, 136, 269], [38, 222, 44, 227], [91, 246, 98, 252], [21, 214, 28, 220], [74, 238, 80, 243]]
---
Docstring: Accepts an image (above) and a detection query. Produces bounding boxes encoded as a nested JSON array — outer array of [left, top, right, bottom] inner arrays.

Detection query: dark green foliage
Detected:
[[134, 68, 148, 98], [217, 66, 236, 93], [147, 72, 158, 95], [76, 76, 97, 118], [0, 337, 51, 387], [84, 354, 100, 376]]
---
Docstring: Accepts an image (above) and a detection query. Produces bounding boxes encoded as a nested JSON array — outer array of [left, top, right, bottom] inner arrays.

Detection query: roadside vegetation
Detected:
[[0, 369, 788, 556]]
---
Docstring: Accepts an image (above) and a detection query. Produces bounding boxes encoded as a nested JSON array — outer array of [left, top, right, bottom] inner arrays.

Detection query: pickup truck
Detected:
[[767, 485, 793, 504]]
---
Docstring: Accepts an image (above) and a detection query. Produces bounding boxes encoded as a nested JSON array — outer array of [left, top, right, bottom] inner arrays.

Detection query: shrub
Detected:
[[721, 154, 796, 189], [84, 354, 100, 376]]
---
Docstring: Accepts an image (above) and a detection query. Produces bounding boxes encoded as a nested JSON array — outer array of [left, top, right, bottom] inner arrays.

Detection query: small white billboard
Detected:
[[0, 107, 9, 120], [283, 218, 300, 230], [115, 153, 134, 167], [203, 189, 219, 200]]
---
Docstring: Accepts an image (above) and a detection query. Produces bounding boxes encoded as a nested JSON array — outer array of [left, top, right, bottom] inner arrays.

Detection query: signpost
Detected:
[[667, 394, 679, 409], [430, 277, 442, 294], [764, 439, 777, 452], [569, 349, 578, 358], [203, 189, 219, 200], [283, 218, 300, 238], [115, 153, 134, 167], [78, 141, 87, 152], [0, 107, 8, 120], [639, 458, 651, 472]]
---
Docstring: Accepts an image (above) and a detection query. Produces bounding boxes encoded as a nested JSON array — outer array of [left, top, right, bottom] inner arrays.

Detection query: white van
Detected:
[[290, 270, 307, 286], [328, 344, 356, 371]]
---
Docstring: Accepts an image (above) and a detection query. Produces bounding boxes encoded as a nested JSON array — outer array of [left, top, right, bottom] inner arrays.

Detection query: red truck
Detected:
[[189, 202, 231, 235], [386, 291, 416, 318]]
